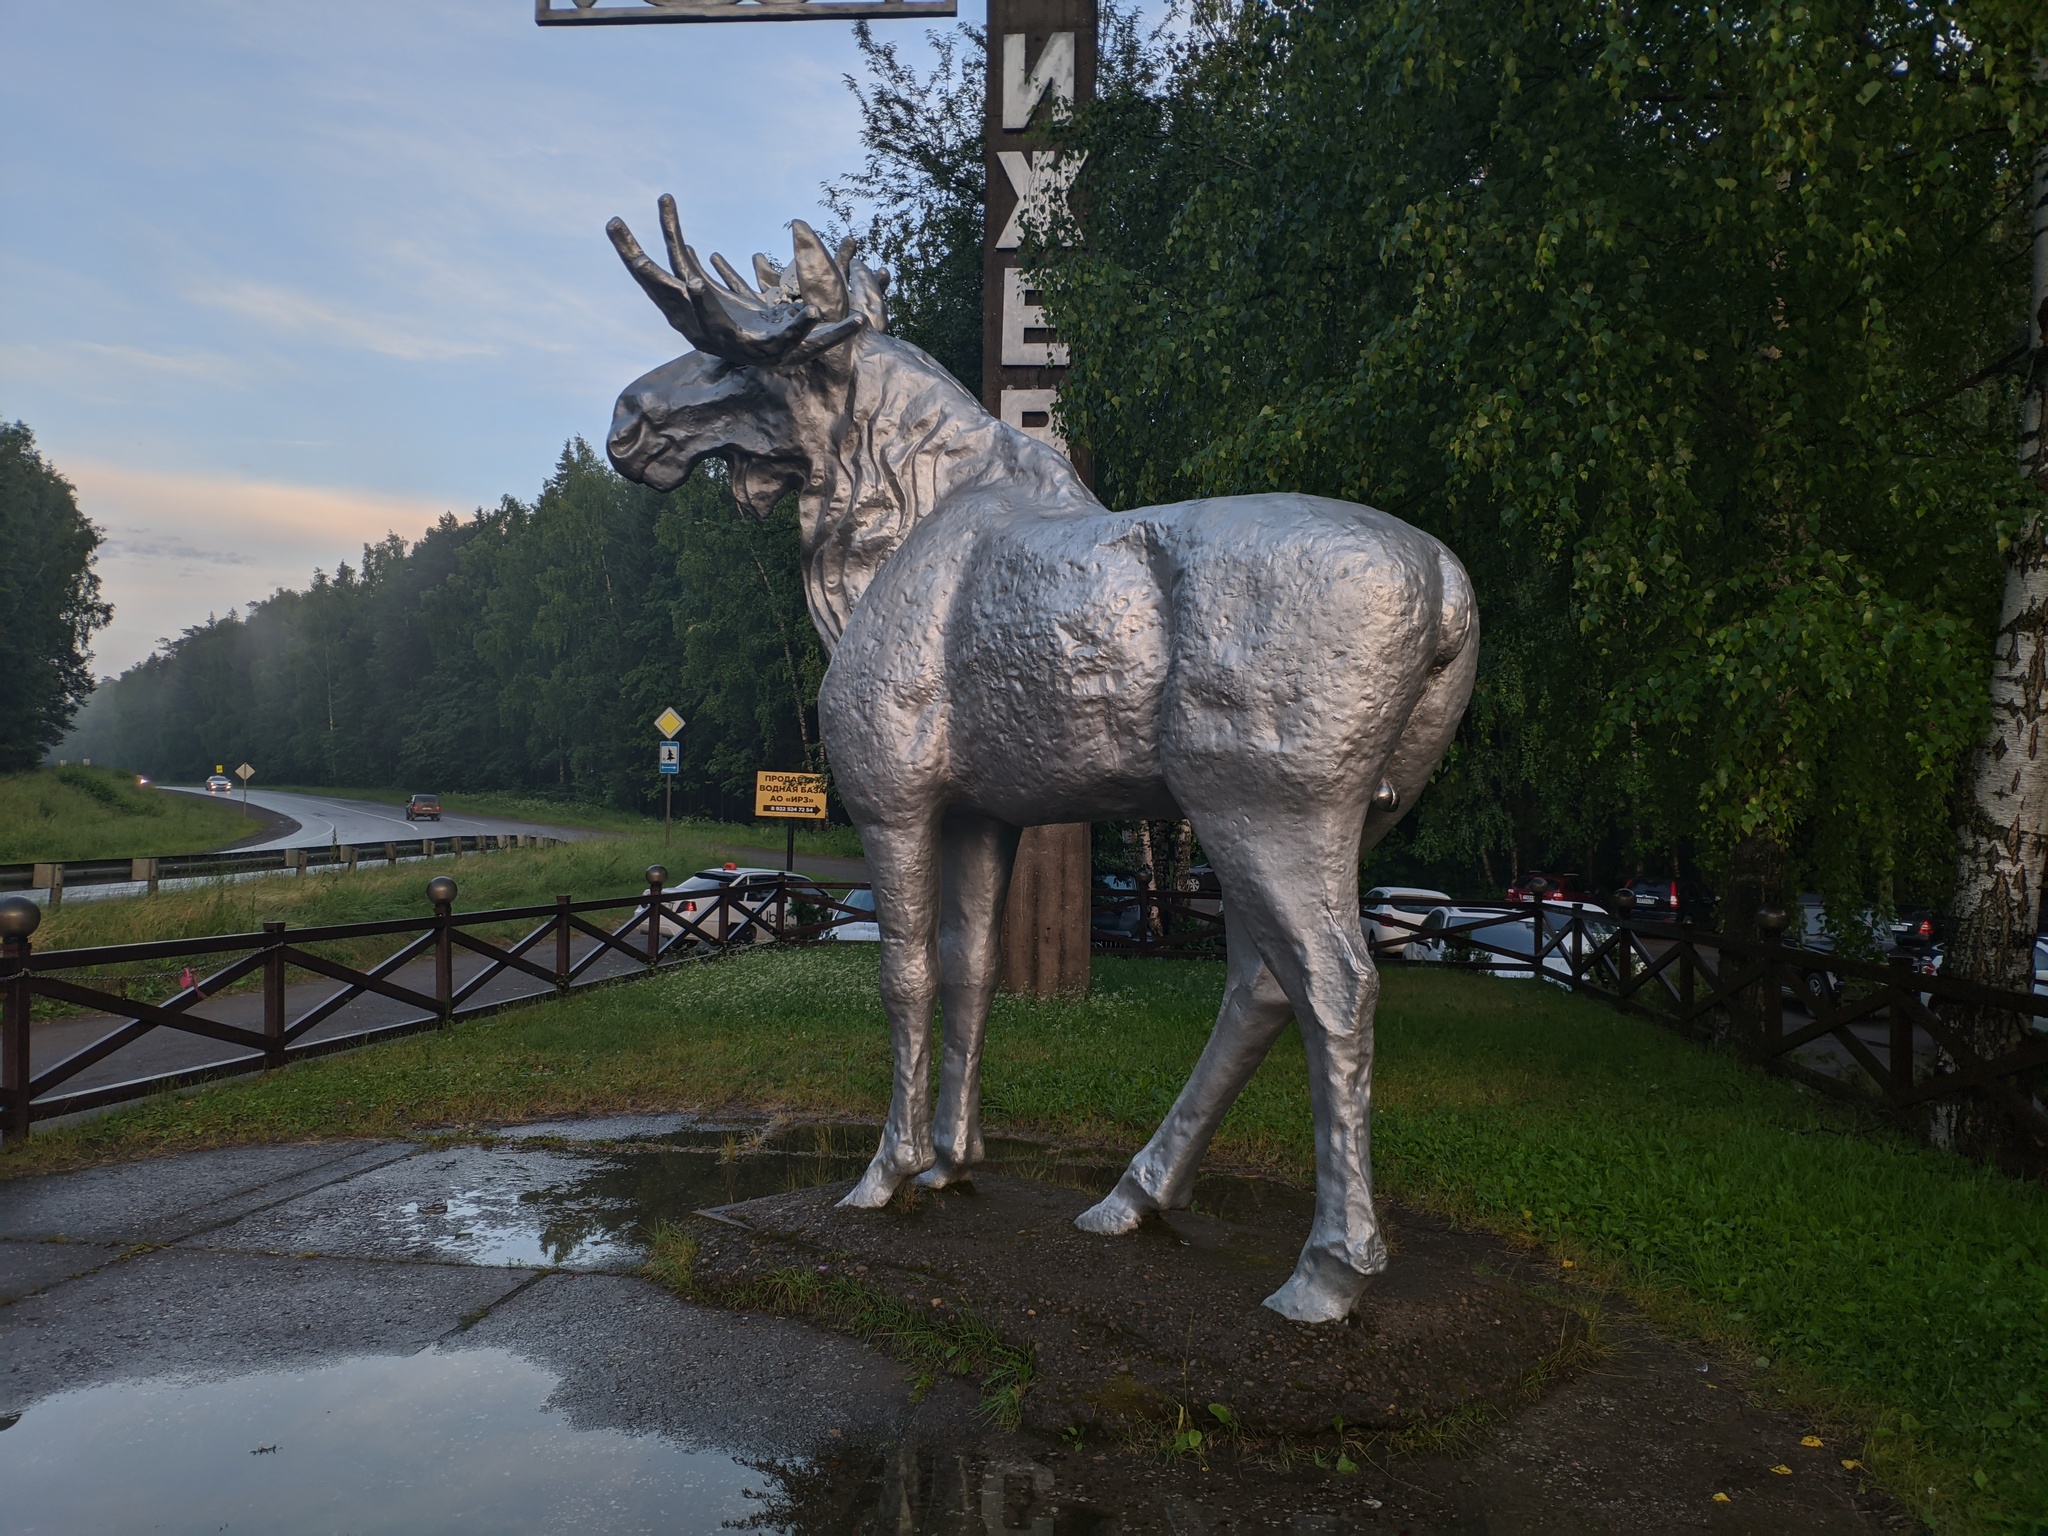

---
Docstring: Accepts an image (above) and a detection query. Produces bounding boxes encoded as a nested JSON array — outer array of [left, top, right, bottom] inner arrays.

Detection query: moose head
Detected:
[[605, 197, 1093, 651], [604, 194, 891, 519]]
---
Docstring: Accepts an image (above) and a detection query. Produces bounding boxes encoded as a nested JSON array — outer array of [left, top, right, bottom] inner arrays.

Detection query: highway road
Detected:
[[163, 787, 597, 851]]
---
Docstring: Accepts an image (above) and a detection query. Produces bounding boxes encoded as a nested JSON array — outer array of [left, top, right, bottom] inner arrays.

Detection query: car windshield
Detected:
[[844, 888, 876, 913]]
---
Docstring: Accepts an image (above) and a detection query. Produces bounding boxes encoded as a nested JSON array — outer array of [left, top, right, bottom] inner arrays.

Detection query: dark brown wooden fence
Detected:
[[1363, 902, 2048, 1170], [7, 874, 2042, 1169], [0, 869, 875, 1143]]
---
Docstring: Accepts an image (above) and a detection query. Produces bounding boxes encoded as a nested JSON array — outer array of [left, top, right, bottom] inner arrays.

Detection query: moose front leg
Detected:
[[918, 812, 1022, 1189], [839, 815, 945, 1209]]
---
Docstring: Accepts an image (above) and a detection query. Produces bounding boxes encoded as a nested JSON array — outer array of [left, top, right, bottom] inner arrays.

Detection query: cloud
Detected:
[[65, 459, 457, 673], [75, 341, 248, 384], [191, 281, 502, 362]]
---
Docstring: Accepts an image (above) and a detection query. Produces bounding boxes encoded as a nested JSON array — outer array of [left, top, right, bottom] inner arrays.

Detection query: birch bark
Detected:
[[1941, 143, 2048, 1156]]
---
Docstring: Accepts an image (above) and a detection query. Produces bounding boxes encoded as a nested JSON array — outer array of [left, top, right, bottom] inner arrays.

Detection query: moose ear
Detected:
[[848, 261, 889, 333], [788, 220, 849, 323]]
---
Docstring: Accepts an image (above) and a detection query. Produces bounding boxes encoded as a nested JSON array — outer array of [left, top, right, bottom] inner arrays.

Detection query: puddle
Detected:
[[502, 1123, 1316, 1270], [0, 1345, 1109, 1535]]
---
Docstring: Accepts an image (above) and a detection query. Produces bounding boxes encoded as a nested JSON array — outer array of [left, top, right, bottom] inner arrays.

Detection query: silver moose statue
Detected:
[[605, 199, 1477, 1323]]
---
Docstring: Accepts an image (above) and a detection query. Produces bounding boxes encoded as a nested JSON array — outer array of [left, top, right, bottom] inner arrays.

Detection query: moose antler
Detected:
[[606, 195, 866, 367]]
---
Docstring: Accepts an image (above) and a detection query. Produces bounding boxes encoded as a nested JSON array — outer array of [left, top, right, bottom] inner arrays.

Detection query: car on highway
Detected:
[[205, 774, 233, 794], [1362, 886, 1453, 958], [403, 794, 442, 822]]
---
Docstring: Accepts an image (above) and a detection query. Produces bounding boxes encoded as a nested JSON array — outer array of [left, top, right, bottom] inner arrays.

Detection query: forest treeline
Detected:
[[61, 444, 827, 820], [1, 422, 108, 773]]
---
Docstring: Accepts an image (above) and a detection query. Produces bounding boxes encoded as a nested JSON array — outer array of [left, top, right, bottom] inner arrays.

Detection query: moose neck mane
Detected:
[[797, 329, 1099, 651]]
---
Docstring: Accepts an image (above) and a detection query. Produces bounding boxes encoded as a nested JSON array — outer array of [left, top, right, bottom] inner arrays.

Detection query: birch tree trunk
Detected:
[[1941, 142, 2048, 1159]]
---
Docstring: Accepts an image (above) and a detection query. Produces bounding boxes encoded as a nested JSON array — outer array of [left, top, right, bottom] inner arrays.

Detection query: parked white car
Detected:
[[1362, 886, 1453, 959], [1412, 903, 1613, 985], [823, 886, 880, 942]]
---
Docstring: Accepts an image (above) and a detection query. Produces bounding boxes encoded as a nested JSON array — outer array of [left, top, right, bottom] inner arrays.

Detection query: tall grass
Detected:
[[6, 948, 2041, 1529], [0, 767, 256, 862]]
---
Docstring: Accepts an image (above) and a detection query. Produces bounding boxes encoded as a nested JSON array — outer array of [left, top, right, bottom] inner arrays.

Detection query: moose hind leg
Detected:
[[917, 812, 1021, 1189], [1076, 918, 1293, 1233], [840, 816, 945, 1209], [1204, 813, 1388, 1323]]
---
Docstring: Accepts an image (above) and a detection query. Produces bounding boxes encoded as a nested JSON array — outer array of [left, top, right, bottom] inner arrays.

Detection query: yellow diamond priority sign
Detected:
[[654, 707, 685, 739], [754, 771, 828, 820]]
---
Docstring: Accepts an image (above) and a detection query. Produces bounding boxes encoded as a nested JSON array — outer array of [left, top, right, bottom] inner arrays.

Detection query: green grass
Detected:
[[4, 949, 2042, 1530], [0, 767, 260, 862], [266, 783, 865, 856]]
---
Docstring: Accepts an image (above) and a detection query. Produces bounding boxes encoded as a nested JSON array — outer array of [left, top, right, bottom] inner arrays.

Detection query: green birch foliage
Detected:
[[1038, 0, 2048, 912]]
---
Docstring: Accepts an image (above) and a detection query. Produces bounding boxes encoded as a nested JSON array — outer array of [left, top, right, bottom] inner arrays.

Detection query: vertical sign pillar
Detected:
[[987, 0, 1097, 996]]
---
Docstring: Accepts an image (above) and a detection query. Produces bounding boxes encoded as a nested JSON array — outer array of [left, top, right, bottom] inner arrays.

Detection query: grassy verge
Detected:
[[0, 767, 258, 862], [3, 950, 2041, 1530], [266, 783, 865, 857]]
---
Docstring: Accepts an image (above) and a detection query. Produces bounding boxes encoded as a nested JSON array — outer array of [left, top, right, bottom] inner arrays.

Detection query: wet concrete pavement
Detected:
[[0, 1118, 1907, 1532]]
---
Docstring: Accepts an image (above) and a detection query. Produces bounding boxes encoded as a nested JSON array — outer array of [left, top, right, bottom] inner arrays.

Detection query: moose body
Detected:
[[604, 199, 1477, 1322]]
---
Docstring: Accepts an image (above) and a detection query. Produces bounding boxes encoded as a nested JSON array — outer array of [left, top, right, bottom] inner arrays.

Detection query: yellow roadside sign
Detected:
[[653, 706, 684, 739], [754, 771, 828, 820]]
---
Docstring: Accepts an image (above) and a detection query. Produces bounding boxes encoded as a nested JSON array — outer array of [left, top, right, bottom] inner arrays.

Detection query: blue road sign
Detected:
[[658, 740, 680, 775]]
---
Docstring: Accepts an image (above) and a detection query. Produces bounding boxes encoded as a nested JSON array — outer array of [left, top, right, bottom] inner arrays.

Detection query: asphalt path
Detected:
[[162, 786, 598, 852]]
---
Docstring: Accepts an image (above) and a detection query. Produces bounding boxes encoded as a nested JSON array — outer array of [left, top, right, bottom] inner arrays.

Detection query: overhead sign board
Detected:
[[754, 771, 829, 820], [654, 706, 685, 739], [536, 0, 955, 24], [658, 741, 680, 775]]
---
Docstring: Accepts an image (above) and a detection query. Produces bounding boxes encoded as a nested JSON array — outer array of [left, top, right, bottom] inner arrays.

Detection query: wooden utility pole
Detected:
[[986, 0, 1097, 996]]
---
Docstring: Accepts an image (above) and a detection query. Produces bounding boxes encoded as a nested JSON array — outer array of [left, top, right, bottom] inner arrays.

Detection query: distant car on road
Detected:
[[205, 774, 233, 794], [404, 794, 442, 822]]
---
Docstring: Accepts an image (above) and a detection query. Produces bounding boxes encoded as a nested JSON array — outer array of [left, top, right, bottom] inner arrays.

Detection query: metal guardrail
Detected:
[[0, 868, 874, 1142], [0, 833, 566, 902]]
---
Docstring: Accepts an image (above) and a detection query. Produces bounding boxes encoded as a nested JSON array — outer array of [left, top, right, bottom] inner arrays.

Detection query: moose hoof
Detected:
[[1074, 1174, 1153, 1236], [914, 1157, 974, 1191], [1262, 1249, 1376, 1324], [838, 1152, 927, 1209]]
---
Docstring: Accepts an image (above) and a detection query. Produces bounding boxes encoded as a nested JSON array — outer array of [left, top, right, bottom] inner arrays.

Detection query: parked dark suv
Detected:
[[404, 793, 442, 822]]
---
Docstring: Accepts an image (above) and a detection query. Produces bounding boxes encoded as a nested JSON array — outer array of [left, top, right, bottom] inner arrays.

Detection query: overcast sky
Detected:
[[3, 0, 988, 675]]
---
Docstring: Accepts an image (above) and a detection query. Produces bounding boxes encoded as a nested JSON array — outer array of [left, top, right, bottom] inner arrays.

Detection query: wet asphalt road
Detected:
[[161, 786, 597, 852], [0, 1120, 996, 1535]]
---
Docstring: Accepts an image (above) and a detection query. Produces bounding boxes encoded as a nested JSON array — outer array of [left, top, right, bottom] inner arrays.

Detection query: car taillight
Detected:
[[1916, 918, 1932, 937], [1666, 883, 1679, 909], [683, 901, 696, 913]]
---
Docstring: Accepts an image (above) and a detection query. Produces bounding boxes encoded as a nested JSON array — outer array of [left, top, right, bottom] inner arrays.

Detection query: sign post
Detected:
[[655, 707, 685, 845], [235, 762, 255, 818], [985, 0, 1098, 997], [754, 771, 828, 872]]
